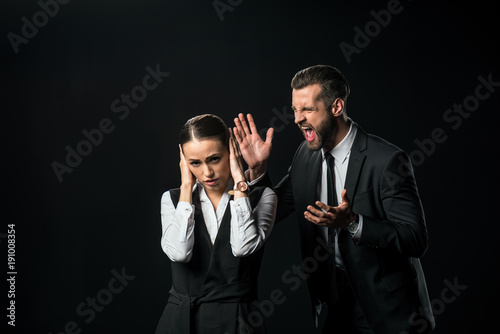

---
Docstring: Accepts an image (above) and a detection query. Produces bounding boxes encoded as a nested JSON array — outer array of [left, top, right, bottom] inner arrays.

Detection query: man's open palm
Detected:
[[233, 113, 274, 177]]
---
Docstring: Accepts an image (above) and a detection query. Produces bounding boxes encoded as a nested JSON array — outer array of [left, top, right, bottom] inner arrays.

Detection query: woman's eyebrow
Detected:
[[205, 153, 220, 160]]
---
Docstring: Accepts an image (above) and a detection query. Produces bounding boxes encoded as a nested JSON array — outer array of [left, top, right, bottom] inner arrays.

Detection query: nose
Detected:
[[203, 164, 214, 178], [294, 110, 305, 124]]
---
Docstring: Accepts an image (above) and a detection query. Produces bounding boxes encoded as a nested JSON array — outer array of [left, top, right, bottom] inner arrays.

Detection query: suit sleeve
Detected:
[[357, 151, 429, 258], [251, 167, 296, 224], [273, 166, 296, 223]]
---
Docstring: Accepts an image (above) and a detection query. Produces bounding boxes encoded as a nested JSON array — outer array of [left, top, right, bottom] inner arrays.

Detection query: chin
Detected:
[[306, 139, 323, 151], [206, 178, 229, 192]]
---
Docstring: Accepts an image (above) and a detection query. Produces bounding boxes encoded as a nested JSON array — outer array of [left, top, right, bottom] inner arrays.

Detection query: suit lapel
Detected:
[[192, 189, 213, 251], [306, 149, 322, 204], [344, 127, 367, 207], [212, 194, 233, 248]]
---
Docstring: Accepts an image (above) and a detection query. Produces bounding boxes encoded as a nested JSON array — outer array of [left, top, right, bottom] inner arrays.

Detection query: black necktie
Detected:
[[325, 153, 337, 243], [325, 153, 337, 207]]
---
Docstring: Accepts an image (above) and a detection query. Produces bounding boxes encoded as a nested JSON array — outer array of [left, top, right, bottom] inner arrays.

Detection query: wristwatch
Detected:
[[234, 180, 249, 193], [346, 214, 359, 236]]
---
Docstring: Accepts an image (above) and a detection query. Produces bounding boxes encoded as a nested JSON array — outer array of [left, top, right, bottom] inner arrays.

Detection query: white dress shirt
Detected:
[[249, 120, 363, 270], [160, 179, 277, 262], [318, 120, 363, 270]]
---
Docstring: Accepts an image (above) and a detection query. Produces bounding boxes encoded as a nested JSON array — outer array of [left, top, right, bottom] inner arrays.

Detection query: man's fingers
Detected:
[[307, 204, 334, 218], [305, 202, 343, 227], [304, 211, 333, 226], [304, 211, 317, 224], [304, 211, 320, 224], [306, 205, 322, 217], [314, 201, 341, 215], [238, 113, 252, 136], [315, 201, 332, 212], [234, 117, 246, 139], [233, 127, 243, 143], [265, 127, 274, 144], [247, 113, 258, 134]]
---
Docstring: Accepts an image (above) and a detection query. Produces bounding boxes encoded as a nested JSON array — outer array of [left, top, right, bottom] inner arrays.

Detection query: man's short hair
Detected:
[[291, 65, 350, 111]]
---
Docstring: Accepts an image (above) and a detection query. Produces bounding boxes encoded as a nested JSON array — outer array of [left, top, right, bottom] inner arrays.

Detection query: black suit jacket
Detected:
[[262, 126, 435, 333]]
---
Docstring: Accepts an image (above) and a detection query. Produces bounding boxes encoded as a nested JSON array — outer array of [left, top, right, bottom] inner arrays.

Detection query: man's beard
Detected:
[[306, 113, 335, 151]]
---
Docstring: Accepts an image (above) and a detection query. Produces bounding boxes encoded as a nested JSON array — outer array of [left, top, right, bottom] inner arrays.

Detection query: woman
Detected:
[[156, 114, 277, 334]]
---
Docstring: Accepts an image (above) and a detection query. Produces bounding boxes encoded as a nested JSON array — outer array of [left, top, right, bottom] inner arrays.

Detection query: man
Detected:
[[232, 65, 435, 333]]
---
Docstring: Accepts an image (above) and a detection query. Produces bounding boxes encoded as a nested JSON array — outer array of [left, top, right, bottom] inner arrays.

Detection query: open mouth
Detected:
[[204, 179, 218, 186], [301, 126, 316, 142]]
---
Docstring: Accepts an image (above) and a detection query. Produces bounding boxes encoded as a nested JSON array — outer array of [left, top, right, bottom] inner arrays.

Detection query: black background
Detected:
[[3, 0, 500, 333]]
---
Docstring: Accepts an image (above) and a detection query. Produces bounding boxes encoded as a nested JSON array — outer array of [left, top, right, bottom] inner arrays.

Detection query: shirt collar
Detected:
[[322, 119, 358, 164]]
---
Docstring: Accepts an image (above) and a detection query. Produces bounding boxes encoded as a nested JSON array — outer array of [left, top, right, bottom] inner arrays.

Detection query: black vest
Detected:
[[156, 186, 267, 334]]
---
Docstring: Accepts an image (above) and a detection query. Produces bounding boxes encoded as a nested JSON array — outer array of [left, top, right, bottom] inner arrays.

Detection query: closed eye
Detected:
[[293, 106, 316, 114]]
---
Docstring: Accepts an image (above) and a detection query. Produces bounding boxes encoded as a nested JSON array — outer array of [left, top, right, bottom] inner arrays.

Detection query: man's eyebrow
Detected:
[[292, 105, 316, 111]]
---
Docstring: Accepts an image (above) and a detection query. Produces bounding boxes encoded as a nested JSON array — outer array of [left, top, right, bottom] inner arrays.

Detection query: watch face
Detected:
[[237, 181, 248, 191], [348, 222, 359, 233]]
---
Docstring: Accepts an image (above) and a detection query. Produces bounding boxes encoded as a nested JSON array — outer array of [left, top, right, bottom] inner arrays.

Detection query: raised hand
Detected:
[[228, 128, 246, 184], [179, 145, 195, 194], [304, 189, 357, 228], [228, 129, 248, 199], [233, 113, 274, 181]]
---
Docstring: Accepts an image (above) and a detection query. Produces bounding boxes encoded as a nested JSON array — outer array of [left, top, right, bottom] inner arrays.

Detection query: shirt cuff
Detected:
[[175, 201, 195, 243], [231, 197, 252, 241], [246, 169, 266, 186], [352, 214, 363, 241]]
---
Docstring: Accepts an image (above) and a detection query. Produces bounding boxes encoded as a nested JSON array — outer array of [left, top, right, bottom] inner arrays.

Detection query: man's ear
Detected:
[[331, 98, 345, 117]]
